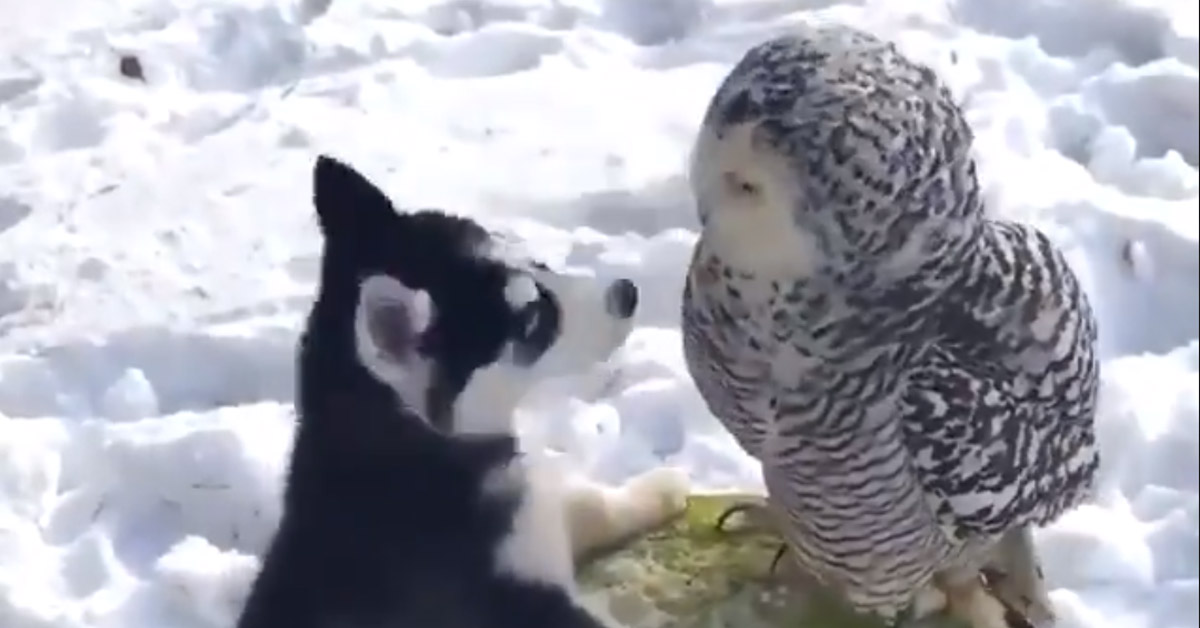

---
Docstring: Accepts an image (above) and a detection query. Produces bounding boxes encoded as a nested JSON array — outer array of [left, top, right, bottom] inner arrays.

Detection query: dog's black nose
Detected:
[[605, 278, 639, 319]]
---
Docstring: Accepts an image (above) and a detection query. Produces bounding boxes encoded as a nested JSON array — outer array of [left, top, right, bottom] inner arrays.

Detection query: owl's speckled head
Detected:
[[690, 23, 984, 292]]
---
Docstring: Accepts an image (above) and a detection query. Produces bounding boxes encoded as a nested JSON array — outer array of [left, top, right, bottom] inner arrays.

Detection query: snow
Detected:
[[0, 0, 1195, 626]]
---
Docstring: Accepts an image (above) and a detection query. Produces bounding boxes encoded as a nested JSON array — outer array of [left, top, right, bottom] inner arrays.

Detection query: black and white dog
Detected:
[[235, 155, 689, 628]]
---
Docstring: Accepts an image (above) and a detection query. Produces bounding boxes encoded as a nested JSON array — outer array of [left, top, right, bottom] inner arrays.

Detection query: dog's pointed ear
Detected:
[[354, 274, 434, 385], [312, 155, 398, 240]]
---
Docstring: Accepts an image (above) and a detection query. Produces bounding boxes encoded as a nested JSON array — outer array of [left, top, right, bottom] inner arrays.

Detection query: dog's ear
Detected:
[[312, 155, 398, 241], [354, 274, 434, 386]]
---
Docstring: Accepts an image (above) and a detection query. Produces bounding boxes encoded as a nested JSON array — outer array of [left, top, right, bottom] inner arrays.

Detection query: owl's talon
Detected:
[[1001, 606, 1036, 628], [713, 503, 752, 532], [714, 498, 774, 533], [768, 543, 790, 575], [981, 528, 1057, 627], [713, 500, 809, 583], [939, 574, 1037, 628], [714, 503, 763, 533]]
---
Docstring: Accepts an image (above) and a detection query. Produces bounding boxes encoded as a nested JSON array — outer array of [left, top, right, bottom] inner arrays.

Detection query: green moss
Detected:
[[577, 493, 963, 628]]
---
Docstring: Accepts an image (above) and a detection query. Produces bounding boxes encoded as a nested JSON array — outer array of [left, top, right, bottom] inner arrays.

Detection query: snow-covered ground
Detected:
[[0, 0, 1195, 626]]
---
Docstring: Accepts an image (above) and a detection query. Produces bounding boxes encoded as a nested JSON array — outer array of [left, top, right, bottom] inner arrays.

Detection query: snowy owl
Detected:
[[681, 23, 1100, 628]]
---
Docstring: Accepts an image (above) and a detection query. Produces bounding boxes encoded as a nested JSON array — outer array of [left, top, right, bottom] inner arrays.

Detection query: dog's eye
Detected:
[[511, 282, 544, 341], [518, 306, 540, 339], [508, 282, 561, 364]]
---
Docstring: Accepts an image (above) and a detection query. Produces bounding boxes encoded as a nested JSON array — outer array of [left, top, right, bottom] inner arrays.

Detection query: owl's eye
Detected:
[[724, 171, 760, 196]]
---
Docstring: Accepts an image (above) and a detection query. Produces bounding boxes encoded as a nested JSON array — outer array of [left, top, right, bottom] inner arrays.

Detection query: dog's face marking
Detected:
[[313, 155, 639, 437]]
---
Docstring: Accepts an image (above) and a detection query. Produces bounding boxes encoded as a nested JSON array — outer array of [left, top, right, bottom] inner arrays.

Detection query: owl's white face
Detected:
[[690, 121, 825, 280], [689, 25, 985, 297]]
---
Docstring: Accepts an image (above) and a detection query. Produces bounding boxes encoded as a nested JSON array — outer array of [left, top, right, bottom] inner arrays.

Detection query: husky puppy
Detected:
[[236, 155, 689, 628]]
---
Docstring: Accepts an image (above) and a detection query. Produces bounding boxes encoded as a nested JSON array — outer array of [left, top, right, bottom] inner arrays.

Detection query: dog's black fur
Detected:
[[235, 156, 610, 628]]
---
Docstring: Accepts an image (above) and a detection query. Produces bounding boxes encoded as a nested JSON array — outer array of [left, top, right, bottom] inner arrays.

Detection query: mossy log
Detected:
[[577, 493, 962, 628]]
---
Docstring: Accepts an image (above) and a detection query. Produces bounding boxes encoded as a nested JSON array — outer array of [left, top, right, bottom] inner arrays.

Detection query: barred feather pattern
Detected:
[[681, 23, 1100, 620]]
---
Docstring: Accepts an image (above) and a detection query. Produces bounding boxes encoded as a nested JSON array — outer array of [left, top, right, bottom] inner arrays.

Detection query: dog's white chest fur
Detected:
[[485, 455, 576, 589]]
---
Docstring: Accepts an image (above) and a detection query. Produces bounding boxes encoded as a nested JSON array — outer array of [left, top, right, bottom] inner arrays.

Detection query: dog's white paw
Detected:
[[564, 467, 691, 560], [618, 466, 691, 529]]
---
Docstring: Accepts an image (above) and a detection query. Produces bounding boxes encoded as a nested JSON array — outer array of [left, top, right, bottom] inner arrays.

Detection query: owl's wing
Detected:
[[901, 223, 1100, 540]]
